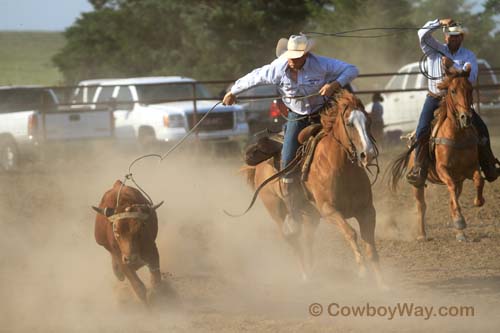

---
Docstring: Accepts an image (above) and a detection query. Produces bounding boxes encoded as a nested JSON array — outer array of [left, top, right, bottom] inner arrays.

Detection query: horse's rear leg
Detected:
[[413, 186, 427, 241], [261, 192, 308, 280], [323, 210, 366, 278], [357, 205, 386, 289], [473, 169, 485, 207]]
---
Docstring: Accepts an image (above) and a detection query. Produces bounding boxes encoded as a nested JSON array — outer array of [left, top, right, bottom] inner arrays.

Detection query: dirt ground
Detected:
[[1, 136, 499, 333]]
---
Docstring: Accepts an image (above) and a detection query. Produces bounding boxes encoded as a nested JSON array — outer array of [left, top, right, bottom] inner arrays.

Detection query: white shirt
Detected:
[[230, 53, 359, 115], [419, 19, 478, 95]]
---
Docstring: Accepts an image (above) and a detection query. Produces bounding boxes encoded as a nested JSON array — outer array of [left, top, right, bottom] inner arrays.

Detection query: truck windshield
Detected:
[[136, 83, 213, 103], [0, 89, 55, 113]]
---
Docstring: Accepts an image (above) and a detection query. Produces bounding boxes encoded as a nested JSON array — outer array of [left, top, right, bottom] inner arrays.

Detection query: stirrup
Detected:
[[406, 167, 427, 187]]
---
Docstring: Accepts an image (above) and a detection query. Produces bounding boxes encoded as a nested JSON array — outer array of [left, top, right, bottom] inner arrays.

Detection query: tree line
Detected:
[[53, 0, 500, 84]]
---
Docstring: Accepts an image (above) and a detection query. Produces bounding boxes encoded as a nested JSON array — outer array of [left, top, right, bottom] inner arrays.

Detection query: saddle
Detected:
[[244, 123, 325, 181], [403, 108, 478, 163]]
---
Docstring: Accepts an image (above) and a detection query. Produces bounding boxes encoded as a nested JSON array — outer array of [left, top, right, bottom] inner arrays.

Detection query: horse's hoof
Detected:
[[474, 198, 485, 207], [456, 233, 467, 242], [282, 216, 302, 238], [416, 235, 428, 242], [454, 217, 467, 230]]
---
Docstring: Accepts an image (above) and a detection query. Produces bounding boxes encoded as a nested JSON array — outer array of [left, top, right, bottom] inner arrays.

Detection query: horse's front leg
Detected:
[[302, 213, 320, 280], [321, 205, 366, 278], [473, 168, 485, 207], [437, 166, 467, 241], [413, 185, 427, 241], [262, 190, 309, 281], [356, 204, 386, 290]]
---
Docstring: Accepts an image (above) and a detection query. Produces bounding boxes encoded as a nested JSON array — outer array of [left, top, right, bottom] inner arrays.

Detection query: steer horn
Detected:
[[151, 201, 164, 210], [91, 206, 115, 217]]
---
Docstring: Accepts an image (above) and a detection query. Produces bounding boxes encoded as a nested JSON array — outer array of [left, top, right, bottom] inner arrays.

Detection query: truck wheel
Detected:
[[138, 127, 157, 150], [0, 139, 18, 172]]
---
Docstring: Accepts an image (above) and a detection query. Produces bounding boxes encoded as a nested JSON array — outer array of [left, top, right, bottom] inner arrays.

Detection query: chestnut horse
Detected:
[[390, 64, 483, 241], [241, 90, 384, 286]]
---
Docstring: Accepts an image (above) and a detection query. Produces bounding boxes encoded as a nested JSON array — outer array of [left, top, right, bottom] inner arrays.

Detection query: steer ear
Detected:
[[92, 206, 115, 217], [151, 201, 164, 210]]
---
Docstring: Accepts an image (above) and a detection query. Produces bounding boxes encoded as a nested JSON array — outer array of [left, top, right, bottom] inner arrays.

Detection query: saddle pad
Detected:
[[244, 137, 282, 166]]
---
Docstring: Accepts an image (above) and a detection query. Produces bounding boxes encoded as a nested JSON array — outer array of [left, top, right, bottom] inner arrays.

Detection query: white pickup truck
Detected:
[[72, 76, 249, 148], [0, 86, 114, 171]]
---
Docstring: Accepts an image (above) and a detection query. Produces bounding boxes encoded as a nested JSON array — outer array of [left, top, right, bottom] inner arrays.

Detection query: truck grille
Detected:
[[186, 111, 234, 131]]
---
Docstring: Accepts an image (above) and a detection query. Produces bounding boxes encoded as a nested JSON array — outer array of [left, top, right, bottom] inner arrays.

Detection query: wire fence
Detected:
[[1, 68, 499, 114]]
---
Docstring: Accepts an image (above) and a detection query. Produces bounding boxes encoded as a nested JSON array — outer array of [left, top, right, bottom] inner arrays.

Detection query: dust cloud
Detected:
[[1, 141, 499, 332]]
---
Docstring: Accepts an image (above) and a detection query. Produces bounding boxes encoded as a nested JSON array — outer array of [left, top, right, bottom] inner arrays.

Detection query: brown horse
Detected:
[[241, 90, 384, 286], [390, 64, 483, 242]]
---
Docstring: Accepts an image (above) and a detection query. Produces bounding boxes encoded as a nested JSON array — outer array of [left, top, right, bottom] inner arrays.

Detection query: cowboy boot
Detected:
[[281, 178, 303, 237], [406, 163, 428, 188], [478, 138, 500, 182], [406, 139, 430, 188]]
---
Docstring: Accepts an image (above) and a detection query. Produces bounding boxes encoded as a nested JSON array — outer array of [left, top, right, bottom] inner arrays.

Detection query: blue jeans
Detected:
[[416, 95, 442, 142], [414, 95, 441, 160], [281, 111, 313, 178]]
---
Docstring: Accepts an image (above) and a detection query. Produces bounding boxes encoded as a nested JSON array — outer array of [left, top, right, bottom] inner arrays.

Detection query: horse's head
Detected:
[[321, 90, 378, 167], [438, 63, 474, 129]]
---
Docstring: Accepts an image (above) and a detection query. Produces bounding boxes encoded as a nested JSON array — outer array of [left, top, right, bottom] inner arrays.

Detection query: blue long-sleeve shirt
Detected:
[[419, 19, 477, 95], [230, 53, 359, 115]]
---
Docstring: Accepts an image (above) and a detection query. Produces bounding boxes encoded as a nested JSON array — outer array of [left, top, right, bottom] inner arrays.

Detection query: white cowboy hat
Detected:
[[276, 35, 315, 59], [443, 23, 467, 36]]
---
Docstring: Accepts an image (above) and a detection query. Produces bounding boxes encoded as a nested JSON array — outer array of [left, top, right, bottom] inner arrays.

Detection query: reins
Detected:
[[326, 103, 381, 184], [222, 153, 302, 217]]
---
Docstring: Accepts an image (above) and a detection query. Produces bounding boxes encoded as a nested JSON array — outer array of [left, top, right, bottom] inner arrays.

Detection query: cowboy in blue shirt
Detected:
[[223, 35, 358, 235], [407, 18, 500, 187]]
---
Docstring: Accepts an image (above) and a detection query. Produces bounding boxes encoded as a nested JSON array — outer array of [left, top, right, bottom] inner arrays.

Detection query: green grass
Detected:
[[0, 31, 65, 86]]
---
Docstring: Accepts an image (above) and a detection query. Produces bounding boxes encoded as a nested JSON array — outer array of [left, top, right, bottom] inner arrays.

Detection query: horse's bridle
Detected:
[[328, 104, 361, 164], [327, 104, 380, 184], [444, 88, 473, 128]]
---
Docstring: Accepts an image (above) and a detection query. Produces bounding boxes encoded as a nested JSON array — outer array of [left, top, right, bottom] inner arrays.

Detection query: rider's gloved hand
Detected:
[[319, 81, 341, 97], [441, 56, 454, 69], [222, 91, 236, 105], [439, 18, 455, 27]]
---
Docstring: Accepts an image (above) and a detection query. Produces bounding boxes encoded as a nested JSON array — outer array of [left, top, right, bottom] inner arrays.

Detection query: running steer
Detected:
[[92, 180, 164, 305]]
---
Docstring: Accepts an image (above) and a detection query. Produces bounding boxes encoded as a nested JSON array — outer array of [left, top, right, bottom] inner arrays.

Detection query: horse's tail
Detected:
[[240, 165, 256, 190], [388, 143, 416, 192]]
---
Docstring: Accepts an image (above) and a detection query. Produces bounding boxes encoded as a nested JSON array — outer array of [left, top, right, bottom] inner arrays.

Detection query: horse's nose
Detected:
[[460, 113, 471, 127], [360, 150, 375, 167]]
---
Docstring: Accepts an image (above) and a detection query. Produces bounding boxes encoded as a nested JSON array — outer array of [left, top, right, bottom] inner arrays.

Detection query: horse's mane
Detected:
[[320, 89, 365, 132]]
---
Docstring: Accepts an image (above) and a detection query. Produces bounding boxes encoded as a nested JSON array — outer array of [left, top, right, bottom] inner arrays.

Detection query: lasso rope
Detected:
[[120, 25, 447, 204]]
